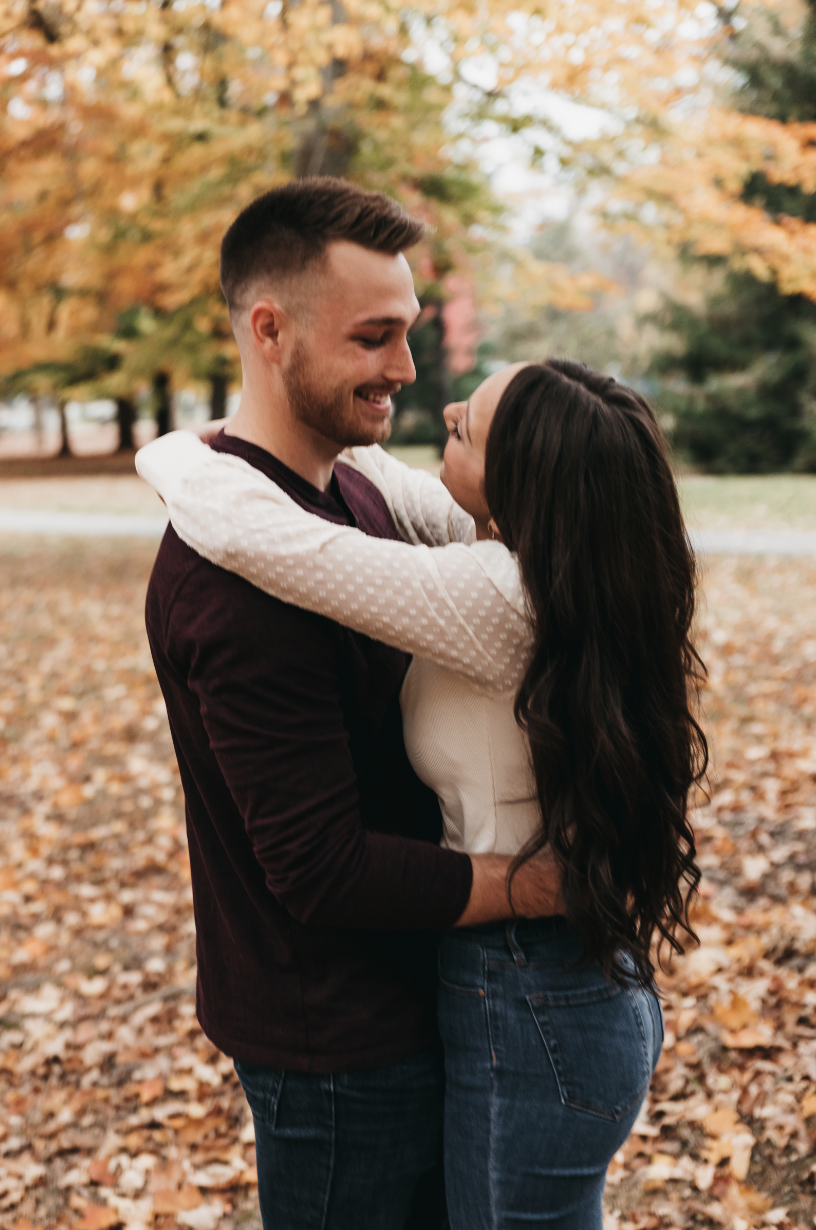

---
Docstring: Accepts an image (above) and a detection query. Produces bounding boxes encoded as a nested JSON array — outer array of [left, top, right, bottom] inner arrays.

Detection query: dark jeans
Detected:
[[438, 919, 663, 1230], [234, 1045, 447, 1230]]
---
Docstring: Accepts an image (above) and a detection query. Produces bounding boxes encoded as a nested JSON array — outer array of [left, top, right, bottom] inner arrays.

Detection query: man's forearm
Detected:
[[455, 851, 563, 927]]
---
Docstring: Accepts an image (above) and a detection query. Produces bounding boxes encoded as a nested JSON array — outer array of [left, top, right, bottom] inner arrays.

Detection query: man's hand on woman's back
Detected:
[[455, 850, 564, 927]]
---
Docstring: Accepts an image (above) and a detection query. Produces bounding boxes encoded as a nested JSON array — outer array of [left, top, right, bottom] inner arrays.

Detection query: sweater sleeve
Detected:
[[136, 431, 532, 692], [338, 444, 476, 547]]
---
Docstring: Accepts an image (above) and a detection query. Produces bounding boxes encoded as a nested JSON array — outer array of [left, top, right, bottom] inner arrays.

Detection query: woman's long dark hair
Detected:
[[485, 359, 707, 986]]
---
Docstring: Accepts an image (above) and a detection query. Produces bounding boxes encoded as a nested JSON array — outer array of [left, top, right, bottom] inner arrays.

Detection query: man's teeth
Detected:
[[358, 392, 390, 404]]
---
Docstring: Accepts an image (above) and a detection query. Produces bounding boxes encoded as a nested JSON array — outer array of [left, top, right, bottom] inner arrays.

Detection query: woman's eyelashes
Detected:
[[448, 416, 462, 440]]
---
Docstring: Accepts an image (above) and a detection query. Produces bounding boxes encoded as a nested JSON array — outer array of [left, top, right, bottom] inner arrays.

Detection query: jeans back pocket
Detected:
[[527, 982, 652, 1122], [234, 1059, 286, 1128]]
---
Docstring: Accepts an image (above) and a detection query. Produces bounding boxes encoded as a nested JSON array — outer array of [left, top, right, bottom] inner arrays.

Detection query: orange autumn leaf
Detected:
[[137, 1077, 164, 1104], [53, 783, 86, 809], [72, 1206, 120, 1230], [152, 1186, 203, 1215], [713, 993, 757, 1032], [87, 1160, 116, 1186], [721, 1025, 777, 1050]]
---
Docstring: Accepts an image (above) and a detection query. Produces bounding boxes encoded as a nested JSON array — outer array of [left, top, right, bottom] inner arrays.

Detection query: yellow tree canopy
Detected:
[[575, 0, 816, 302], [0, 0, 724, 377]]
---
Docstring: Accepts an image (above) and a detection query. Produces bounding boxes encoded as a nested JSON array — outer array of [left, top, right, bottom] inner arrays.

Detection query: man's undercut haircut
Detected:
[[220, 177, 427, 315]]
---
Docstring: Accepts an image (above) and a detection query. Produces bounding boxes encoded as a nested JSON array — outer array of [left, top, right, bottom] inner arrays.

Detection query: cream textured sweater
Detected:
[[136, 432, 540, 857]]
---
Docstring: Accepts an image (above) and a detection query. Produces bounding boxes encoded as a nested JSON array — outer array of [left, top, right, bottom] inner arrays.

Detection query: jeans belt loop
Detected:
[[505, 922, 527, 967]]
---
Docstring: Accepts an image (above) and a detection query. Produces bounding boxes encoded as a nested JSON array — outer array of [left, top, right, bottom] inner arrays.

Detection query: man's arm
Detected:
[[458, 852, 564, 927], [174, 562, 559, 930]]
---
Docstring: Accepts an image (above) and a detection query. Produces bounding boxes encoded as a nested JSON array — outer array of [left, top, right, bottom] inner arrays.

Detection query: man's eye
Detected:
[[357, 336, 386, 349]]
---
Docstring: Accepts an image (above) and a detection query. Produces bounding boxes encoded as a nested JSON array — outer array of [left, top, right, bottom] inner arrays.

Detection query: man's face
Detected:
[[282, 241, 420, 449]]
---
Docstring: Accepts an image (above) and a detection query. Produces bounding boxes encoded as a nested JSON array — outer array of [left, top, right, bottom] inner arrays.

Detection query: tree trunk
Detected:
[[422, 297, 453, 455], [57, 400, 72, 457], [116, 397, 136, 452], [32, 396, 44, 454], [292, 0, 355, 179], [209, 372, 228, 420], [153, 371, 172, 436]]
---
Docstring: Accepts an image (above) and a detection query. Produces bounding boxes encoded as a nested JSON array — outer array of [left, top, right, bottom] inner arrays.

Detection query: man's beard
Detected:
[[283, 339, 392, 449]]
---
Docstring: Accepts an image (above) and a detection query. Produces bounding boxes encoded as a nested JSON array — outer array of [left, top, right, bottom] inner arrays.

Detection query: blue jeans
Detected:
[[438, 919, 663, 1230], [234, 1045, 447, 1229]]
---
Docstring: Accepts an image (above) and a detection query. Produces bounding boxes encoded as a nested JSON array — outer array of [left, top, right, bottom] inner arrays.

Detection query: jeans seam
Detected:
[[317, 1075, 335, 1230], [627, 987, 650, 1082], [484, 951, 497, 1067], [488, 1066, 498, 1230]]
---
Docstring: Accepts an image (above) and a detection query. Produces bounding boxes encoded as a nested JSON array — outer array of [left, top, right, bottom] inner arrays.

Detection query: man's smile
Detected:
[[354, 386, 399, 414]]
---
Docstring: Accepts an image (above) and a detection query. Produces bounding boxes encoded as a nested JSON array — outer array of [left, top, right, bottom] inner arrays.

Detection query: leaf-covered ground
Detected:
[[0, 537, 814, 1230]]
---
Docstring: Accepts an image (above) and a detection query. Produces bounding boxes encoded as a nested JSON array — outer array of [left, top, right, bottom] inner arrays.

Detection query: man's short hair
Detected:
[[220, 178, 427, 315]]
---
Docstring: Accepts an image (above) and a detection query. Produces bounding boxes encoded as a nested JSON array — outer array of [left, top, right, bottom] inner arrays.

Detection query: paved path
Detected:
[[0, 509, 168, 538], [2, 509, 816, 557], [691, 529, 816, 557]]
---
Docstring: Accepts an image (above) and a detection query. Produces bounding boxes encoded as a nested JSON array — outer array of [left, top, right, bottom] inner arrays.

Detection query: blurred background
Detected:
[[1, 3, 816, 1230]]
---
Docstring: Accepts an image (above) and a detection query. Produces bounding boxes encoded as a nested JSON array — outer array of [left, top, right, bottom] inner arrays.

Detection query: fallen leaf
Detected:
[[53, 783, 86, 809], [801, 1091, 816, 1119], [177, 1201, 223, 1230], [713, 993, 757, 1032], [721, 1025, 776, 1049], [88, 1160, 116, 1186], [137, 1077, 164, 1105], [152, 1186, 203, 1215], [72, 1205, 121, 1230]]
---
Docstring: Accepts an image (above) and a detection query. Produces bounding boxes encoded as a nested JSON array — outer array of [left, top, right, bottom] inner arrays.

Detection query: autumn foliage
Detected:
[[0, 0, 753, 400]]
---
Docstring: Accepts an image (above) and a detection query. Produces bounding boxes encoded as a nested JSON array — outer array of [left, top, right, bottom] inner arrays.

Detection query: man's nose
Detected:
[[384, 338, 416, 387]]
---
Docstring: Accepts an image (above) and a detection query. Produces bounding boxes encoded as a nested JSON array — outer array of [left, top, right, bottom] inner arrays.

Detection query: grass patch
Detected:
[[678, 474, 816, 532]]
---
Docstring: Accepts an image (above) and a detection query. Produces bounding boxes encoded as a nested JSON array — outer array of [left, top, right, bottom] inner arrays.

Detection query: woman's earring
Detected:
[[488, 518, 499, 541]]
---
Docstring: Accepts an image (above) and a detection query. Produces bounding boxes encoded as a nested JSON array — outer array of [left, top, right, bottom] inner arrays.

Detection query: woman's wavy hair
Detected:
[[484, 359, 707, 986]]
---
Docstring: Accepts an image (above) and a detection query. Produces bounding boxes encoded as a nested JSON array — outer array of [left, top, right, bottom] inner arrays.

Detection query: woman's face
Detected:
[[440, 363, 528, 537]]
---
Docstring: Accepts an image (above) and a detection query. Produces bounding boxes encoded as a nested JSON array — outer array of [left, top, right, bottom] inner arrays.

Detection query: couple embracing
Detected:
[[137, 177, 705, 1230]]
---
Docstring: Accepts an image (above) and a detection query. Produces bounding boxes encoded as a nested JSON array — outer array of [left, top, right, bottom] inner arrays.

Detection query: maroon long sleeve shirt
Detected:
[[145, 432, 473, 1072]]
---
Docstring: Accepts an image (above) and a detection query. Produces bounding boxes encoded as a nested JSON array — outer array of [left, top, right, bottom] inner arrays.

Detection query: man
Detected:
[[144, 178, 560, 1230]]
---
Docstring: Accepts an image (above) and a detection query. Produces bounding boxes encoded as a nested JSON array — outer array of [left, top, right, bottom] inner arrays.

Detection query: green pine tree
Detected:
[[651, 1, 816, 473]]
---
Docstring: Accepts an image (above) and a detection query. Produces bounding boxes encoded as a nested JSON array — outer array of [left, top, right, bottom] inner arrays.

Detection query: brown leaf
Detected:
[[149, 1161, 184, 1193], [713, 993, 756, 1032], [721, 1025, 776, 1049], [801, 1091, 816, 1119], [72, 1205, 121, 1230], [53, 783, 85, 809], [137, 1077, 165, 1104], [87, 1160, 115, 1186], [152, 1185, 203, 1214]]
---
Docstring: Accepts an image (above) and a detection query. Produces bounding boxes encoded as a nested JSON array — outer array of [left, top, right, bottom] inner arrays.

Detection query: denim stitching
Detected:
[[439, 976, 484, 997], [626, 987, 649, 1068], [483, 947, 497, 1068], [318, 1074, 336, 1230], [488, 1060, 499, 1230], [270, 1071, 284, 1130], [526, 991, 650, 1122]]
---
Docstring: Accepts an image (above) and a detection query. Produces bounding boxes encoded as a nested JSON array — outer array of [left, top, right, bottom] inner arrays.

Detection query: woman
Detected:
[[137, 359, 706, 1229]]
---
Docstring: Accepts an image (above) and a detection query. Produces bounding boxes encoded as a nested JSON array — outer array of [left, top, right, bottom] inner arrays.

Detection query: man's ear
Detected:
[[248, 300, 287, 364]]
